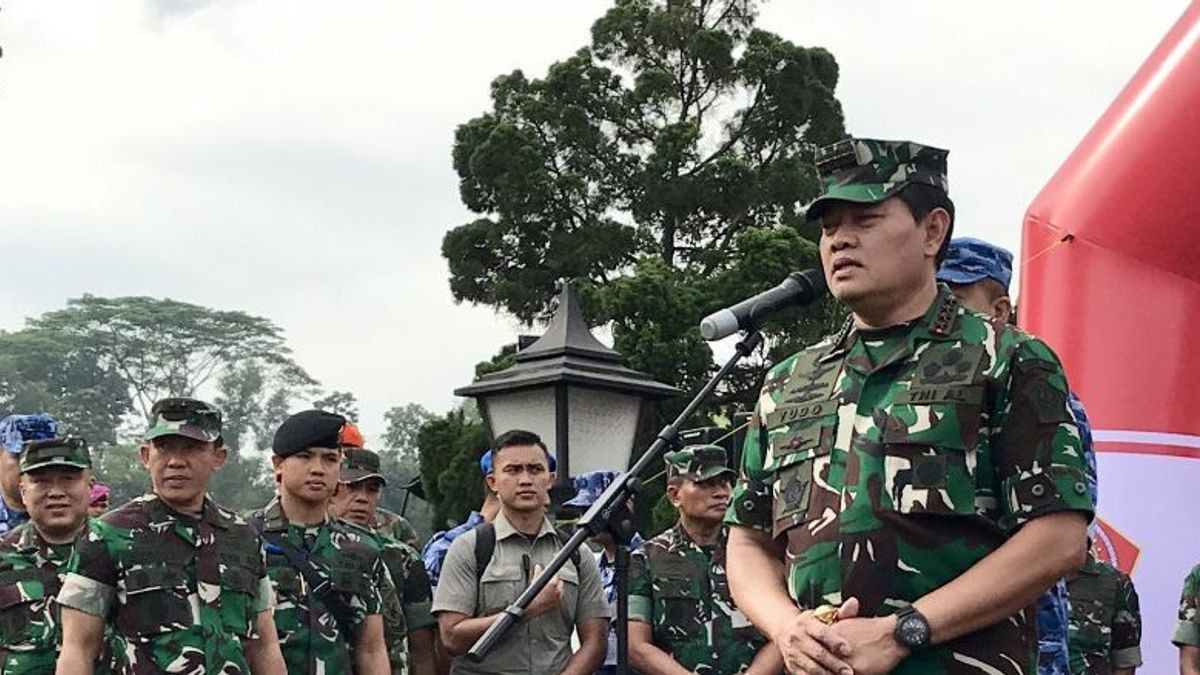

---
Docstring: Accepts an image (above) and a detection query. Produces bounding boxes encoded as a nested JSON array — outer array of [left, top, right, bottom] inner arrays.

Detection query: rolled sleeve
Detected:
[[995, 340, 1095, 532], [573, 545, 612, 622], [627, 548, 652, 624], [1173, 564, 1200, 647], [724, 412, 774, 533], [430, 533, 479, 617], [56, 572, 115, 618]]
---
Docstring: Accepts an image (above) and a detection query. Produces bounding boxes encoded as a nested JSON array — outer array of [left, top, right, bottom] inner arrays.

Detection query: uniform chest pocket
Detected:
[[478, 564, 524, 616], [882, 402, 980, 517], [1068, 596, 1114, 654], [764, 409, 838, 538], [654, 574, 702, 642], [117, 564, 194, 638], [0, 573, 46, 642]]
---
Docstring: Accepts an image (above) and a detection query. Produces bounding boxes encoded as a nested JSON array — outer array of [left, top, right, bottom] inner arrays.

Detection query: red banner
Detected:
[[1019, 4, 1200, 671]]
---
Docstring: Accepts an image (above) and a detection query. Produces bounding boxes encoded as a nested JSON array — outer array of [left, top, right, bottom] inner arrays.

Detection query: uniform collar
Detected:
[[13, 520, 87, 553], [146, 492, 234, 530], [820, 284, 963, 372], [259, 494, 332, 532], [1077, 550, 1105, 576], [669, 521, 727, 552], [493, 509, 556, 541]]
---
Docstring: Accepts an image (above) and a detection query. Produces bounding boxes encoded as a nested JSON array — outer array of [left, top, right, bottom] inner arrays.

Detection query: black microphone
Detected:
[[699, 269, 828, 341]]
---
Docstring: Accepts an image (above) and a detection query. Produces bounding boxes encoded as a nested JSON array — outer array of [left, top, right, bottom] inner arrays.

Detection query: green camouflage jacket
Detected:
[[0, 523, 86, 675], [375, 508, 420, 549], [1065, 551, 1141, 675], [58, 493, 271, 675], [349, 520, 436, 675], [726, 286, 1094, 675], [628, 523, 766, 674], [251, 497, 388, 675], [1173, 563, 1200, 647]]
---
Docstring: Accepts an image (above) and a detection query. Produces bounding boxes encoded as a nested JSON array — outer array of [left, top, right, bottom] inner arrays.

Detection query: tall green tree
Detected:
[[443, 0, 848, 422], [30, 295, 317, 420], [416, 405, 488, 530], [0, 328, 130, 444], [383, 402, 436, 459], [312, 390, 359, 423]]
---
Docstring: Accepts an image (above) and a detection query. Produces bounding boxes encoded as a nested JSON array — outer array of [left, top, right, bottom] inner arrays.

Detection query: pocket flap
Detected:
[[479, 564, 523, 584], [655, 576, 697, 599], [882, 403, 975, 449], [124, 564, 188, 594]]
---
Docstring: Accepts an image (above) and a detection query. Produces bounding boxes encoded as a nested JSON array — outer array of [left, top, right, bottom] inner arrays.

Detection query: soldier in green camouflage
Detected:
[[628, 445, 781, 675], [724, 138, 1094, 675], [251, 409, 391, 675], [330, 447, 438, 675], [0, 437, 94, 674], [375, 508, 420, 549], [1174, 563, 1200, 675], [339, 423, 421, 548], [1064, 549, 1141, 674], [55, 397, 286, 675]]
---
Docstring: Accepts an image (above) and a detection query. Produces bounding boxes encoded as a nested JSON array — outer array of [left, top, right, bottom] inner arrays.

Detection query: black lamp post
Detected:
[[455, 280, 679, 497]]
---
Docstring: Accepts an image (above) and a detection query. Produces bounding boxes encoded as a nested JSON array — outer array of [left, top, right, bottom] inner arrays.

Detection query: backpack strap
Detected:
[[468, 520, 582, 615], [251, 515, 356, 639]]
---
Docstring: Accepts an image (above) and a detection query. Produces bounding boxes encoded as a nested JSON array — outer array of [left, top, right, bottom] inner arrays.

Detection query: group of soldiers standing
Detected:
[[0, 137, 1197, 675]]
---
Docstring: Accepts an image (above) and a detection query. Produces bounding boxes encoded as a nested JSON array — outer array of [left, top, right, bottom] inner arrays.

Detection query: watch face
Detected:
[[898, 615, 931, 647]]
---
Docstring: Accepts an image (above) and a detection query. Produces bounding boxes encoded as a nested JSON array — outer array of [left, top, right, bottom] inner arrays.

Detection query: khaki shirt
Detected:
[[431, 511, 610, 675]]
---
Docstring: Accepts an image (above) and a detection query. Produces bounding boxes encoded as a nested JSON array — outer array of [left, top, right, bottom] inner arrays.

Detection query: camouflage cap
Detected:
[[20, 436, 91, 474], [665, 444, 736, 483], [0, 414, 60, 455], [807, 138, 949, 221], [341, 447, 386, 485], [146, 397, 223, 443], [563, 470, 620, 508], [937, 237, 1013, 290]]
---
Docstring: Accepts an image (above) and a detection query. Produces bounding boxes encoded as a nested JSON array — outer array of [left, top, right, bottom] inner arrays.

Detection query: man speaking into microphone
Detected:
[[722, 138, 1094, 675]]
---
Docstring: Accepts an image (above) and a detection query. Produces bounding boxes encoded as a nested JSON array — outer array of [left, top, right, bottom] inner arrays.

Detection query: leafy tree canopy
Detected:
[[443, 0, 849, 421]]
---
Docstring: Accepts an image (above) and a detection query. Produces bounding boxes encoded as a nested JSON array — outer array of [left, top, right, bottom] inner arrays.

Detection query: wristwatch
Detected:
[[892, 605, 932, 652]]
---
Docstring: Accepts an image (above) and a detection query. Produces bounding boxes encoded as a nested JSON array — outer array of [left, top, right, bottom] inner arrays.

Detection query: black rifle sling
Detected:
[[253, 518, 356, 640]]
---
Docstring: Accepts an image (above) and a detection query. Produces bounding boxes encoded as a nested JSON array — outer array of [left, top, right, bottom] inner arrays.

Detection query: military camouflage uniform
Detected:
[[726, 284, 1094, 674], [58, 493, 273, 674], [629, 523, 764, 674], [252, 496, 390, 675], [1173, 564, 1200, 648], [375, 508, 420, 549], [352, 521, 435, 675], [0, 436, 98, 674], [1065, 551, 1141, 675], [0, 523, 86, 674]]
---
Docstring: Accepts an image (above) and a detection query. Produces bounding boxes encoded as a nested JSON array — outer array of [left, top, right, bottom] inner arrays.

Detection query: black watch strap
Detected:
[[893, 604, 932, 653]]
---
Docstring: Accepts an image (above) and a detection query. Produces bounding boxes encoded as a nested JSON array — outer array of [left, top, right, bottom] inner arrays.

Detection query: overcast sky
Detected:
[[0, 0, 1189, 439]]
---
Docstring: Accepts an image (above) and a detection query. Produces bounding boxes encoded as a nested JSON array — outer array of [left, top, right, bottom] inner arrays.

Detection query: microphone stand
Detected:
[[467, 330, 764, 668]]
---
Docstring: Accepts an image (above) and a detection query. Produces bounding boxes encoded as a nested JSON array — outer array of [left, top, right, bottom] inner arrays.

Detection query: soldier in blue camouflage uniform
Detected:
[[725, 138, 1094, 675], [330, 446, 438, 675], [937, 236, 1101, 675], [629, 446, 779, 675], [56, 397, 286, 675], [0, 415, 59, 536], [422, 450, 499, 589], [564, 469, 645, 674], [252, 409, 391, 675], [0, 436, 94, 674]]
